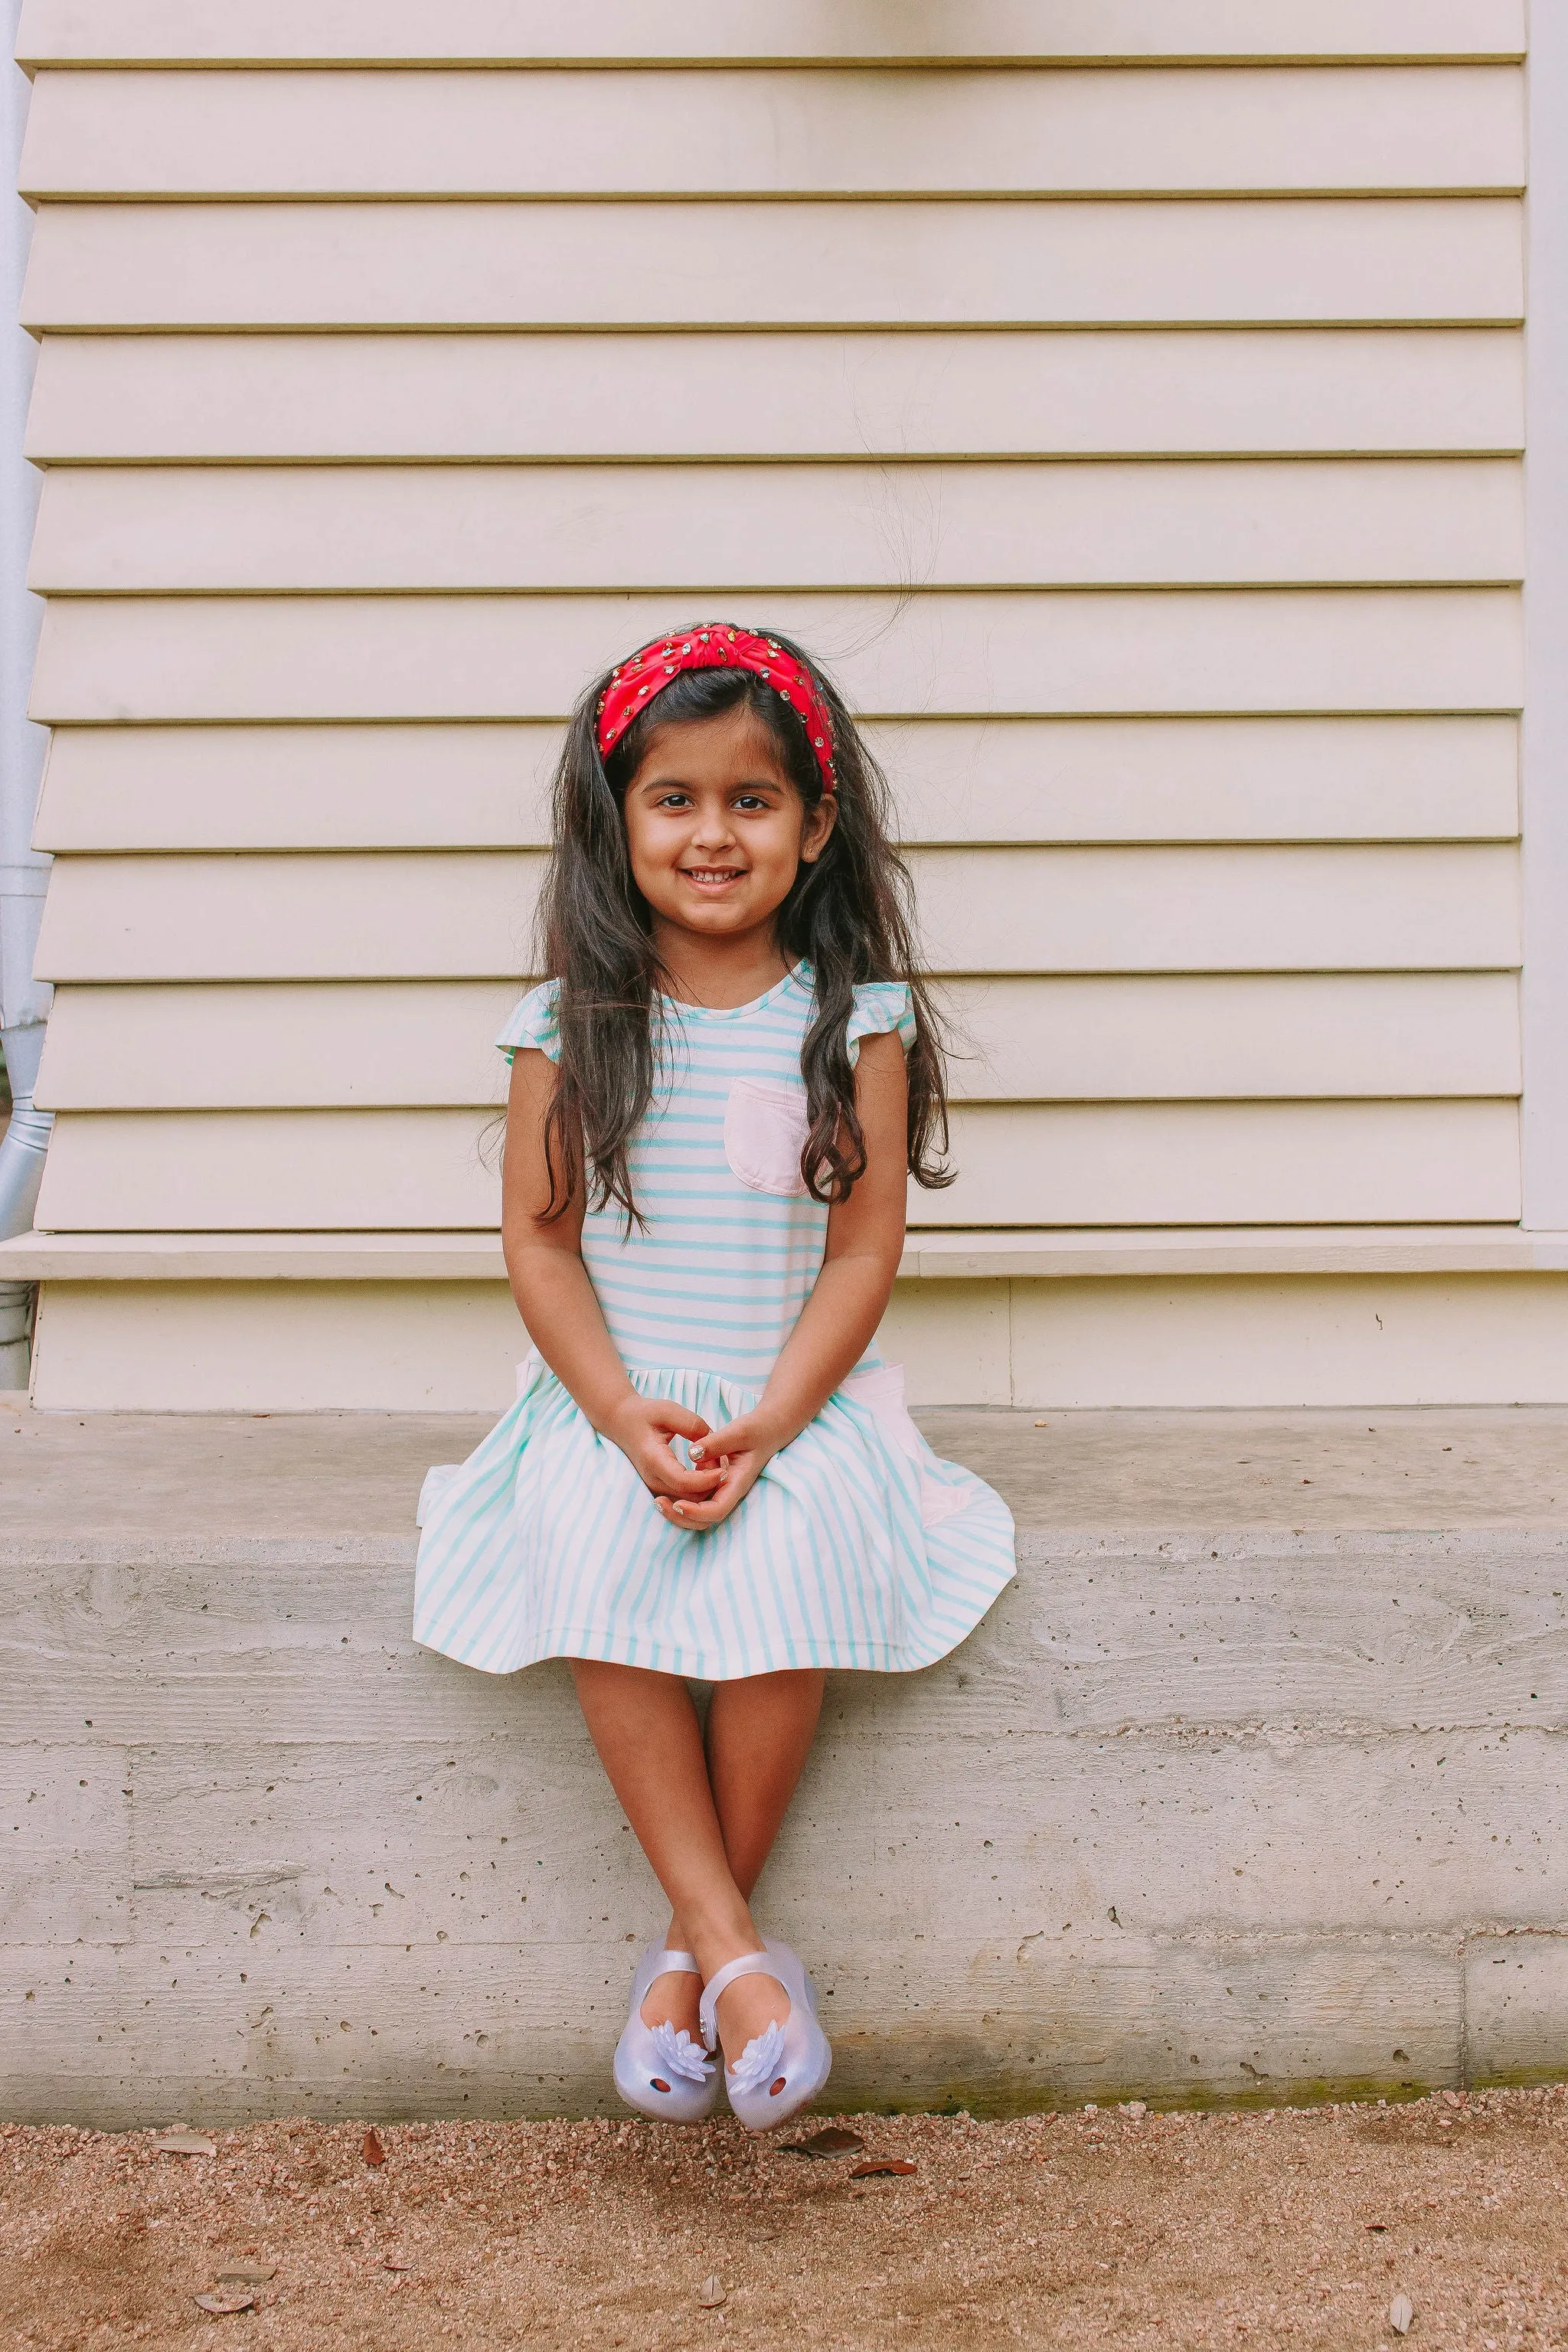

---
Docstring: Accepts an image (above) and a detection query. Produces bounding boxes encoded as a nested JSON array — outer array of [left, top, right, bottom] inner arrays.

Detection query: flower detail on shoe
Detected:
[[650, 2020, 714, 2086], [725, 2020, 787, 2098]]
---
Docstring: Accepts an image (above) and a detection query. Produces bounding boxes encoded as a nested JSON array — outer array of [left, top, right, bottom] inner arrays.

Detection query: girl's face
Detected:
[[622, 704, 836, 943]]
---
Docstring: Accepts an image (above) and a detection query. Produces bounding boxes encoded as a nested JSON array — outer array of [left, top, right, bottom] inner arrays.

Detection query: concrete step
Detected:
[[5, 1403, 1567, 2124]]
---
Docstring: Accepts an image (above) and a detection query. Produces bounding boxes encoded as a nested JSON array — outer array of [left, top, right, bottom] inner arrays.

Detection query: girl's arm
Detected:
[[502, 1046, 722, 1507], [655, 1027, 908, 1530]]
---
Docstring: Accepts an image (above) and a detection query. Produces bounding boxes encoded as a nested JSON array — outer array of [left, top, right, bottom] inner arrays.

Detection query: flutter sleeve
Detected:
[[846, 981, 918, 1066], [495, 980, 562, 1065]]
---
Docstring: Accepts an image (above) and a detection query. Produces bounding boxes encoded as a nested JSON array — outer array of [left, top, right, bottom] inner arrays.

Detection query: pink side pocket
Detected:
[[841, 1362, 973, 1530]]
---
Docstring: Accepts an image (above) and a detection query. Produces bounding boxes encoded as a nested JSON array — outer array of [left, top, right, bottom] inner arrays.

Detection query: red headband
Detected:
[[595, 622, 836, 793]]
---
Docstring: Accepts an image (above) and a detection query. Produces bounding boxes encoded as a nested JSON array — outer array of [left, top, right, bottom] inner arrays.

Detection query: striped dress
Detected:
[[413, 965, 1014, 1679]]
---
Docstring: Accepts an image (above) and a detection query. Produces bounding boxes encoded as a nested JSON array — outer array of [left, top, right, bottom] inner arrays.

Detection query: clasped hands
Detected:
[[600, 1390, 784, 1530]]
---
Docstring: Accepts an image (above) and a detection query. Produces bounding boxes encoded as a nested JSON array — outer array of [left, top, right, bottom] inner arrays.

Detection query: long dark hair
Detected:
[[538, 627, 952, 1223]]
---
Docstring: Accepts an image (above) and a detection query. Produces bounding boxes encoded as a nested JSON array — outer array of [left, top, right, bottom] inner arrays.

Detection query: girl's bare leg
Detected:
[[664, 1668, 825, 2045], [703, 1668, 827, 1899], [570, 1660, 823, 2060]]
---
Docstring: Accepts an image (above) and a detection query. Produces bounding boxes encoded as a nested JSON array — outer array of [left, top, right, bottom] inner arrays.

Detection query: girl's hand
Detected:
[[655, 1410, 786, 1531], [602, 1393, 724, 1505]]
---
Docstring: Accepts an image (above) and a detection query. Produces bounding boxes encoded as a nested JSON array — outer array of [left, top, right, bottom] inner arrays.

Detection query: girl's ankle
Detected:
[[688, 1920, 768, 1985]]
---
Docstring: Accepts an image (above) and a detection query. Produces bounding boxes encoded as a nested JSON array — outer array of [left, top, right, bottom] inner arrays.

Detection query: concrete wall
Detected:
[[7, 1517, 1566, 2123], [3, 0, 1555, 1407]]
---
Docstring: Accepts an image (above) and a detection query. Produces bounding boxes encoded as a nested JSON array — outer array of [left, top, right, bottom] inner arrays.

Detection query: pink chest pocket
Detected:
[[724, 1076, 812, 1197]]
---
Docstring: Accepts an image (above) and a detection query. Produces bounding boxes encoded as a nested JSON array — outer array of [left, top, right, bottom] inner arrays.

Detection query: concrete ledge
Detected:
[[5, 1524, 1567, 2123], [8, 1400, 1568, 1534], [4, 1406, 1568, 2122], [8, 1224, 1568, 1282]]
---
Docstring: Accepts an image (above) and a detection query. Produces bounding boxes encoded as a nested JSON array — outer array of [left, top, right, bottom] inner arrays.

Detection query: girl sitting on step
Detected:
[[414, 623, 1014, 2130]]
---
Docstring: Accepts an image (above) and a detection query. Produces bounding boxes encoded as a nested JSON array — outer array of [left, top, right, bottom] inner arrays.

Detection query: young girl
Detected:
[[414, 623, 1014, 2130]]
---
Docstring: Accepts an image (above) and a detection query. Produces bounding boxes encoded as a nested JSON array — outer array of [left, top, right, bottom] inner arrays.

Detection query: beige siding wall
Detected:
[[8, 0, 1537, 1405]]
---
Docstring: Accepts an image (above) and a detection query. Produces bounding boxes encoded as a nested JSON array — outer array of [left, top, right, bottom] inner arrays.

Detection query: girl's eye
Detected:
[[655, 792, 692, 809], [733, 793, 769, 812]]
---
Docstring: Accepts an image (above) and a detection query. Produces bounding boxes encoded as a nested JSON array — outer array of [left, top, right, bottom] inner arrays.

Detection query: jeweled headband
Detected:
[[594, 622, 837, 793]]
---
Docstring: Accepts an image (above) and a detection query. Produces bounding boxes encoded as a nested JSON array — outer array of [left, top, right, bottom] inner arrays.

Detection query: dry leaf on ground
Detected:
[[850, 2158, 918, 2177], [1390, 2292, 1415, 2335], [362, 2128, 386, 2166], [787, 2127, 864, 2158], [156, 2132, 217, 2157], [194, 2291, 256, 2315], [214, 2267, 274, 2285], [697, 2275, 727, 2308]]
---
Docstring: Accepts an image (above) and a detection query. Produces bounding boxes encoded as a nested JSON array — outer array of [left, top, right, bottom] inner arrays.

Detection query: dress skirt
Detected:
[[413, 1354, 1015, 1681]]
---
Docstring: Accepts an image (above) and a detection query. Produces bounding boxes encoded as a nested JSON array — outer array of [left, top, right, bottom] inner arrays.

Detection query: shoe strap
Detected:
[[658, 1949, 699, 1975], [698, 1950, 781, 2051]]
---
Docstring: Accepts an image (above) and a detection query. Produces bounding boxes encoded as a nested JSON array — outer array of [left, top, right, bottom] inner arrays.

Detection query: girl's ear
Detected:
[[799, 792, 838, 864]]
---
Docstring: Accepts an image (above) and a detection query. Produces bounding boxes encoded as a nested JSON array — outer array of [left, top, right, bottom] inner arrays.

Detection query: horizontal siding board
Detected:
[[26, 1279, 1568, 1413], [31, 1100, 1522, 1232], [31, 723, 563, 853], [12, 2, 1529, 68], [30, 851, 538, 984], [24, 330, 1526, 462], [16, 67, 1526, 198], [26, 590, 1526, 724], [19, 199, 1524, 332], [30, 716, 1522, 854], [31, 852, 541, 985], [28, 459, 1525, 594], [938, 1101, 1523, 1227], [34, 975, 1521, 1109], [31, 847, 1521, 983], [28, 979, 498, 1109], [31, 716, 1521, 854], [956, 972, 1523, 1102]]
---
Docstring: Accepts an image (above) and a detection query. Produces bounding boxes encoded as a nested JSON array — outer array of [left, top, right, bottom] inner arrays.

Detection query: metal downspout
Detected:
[[0, 2, 49, 1388]]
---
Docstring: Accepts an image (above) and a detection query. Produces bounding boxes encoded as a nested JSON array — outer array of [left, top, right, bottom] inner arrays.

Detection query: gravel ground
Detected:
[[4, 2089, 1567, 2350]]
